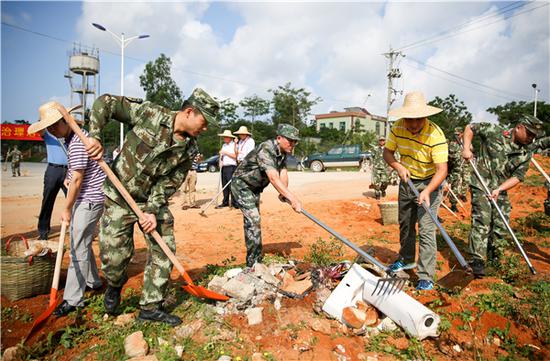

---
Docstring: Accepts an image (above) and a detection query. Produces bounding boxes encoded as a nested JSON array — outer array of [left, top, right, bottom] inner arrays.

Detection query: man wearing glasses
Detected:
[[231, 124, 302, 268]]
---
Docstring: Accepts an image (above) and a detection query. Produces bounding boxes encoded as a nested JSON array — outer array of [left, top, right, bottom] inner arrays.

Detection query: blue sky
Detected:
[[2, 1, 549, 123]]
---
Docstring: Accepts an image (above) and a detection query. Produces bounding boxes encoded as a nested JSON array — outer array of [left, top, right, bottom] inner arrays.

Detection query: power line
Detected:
[[404, 56, 529, 100], [396, 1, 548, 52]]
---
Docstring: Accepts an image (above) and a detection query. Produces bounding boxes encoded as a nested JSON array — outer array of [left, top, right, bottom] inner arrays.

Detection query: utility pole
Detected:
[[532, 83, 540, 117], [383, 47, 404, 137]]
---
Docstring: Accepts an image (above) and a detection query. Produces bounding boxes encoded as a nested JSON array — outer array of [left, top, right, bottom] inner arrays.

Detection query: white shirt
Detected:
[[221, 141, 237, 166], [236, 136, 256, 162]]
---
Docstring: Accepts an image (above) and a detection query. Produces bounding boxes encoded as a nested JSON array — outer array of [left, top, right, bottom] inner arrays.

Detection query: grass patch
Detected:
[[515, 212, 550, 238], [303, 237, 343, 267]]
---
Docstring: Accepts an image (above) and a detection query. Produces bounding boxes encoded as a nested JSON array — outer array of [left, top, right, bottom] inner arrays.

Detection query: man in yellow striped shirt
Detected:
[[383, 91, 448, 291]]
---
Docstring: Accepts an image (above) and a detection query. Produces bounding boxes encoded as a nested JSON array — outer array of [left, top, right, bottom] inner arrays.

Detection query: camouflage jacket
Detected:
[[232, 139, 287, 193], [470, 123, 532, 189], [528, 136, 550, 153], [447, 140, 463, 180], [88, 95, 199, 215], [372, 146, 386, 171], [7, 149, 22, 162]]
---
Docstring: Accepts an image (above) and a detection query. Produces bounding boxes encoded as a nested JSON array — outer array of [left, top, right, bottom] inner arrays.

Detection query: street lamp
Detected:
[[92, 22, 150, 150], [532, 83, 540, 117]]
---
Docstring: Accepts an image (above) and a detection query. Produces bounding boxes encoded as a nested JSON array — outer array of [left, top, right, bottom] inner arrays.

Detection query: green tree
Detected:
[[487, 100, 550, 135], [239, 95, 270, 122], [139, 53, 183, 110], [428, 94, 472, 137], [218, 98, 239, 126], [269, 82, 321, 128]]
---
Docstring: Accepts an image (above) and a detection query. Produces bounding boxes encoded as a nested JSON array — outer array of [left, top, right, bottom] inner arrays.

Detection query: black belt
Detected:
[[48, 163, 67, 168]]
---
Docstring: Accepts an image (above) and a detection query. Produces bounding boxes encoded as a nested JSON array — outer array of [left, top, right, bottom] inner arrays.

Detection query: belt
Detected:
[[48, 163, 67, 168]]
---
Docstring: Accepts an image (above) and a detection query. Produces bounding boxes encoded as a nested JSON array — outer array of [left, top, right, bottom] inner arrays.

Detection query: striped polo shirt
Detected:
[[385, 118, 448, 180], [66, 129, 106, 203]]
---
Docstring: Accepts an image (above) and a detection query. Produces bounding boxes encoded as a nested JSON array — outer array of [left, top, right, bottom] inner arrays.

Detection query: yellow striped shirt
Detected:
[[385, 118, 448, 180]]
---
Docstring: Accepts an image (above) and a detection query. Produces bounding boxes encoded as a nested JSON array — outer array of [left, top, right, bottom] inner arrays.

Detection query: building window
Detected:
[[320, 123, 326, 129], [328, 122, 334, 128], [339, 121, 346, 131], [376, 122, 380, 135]]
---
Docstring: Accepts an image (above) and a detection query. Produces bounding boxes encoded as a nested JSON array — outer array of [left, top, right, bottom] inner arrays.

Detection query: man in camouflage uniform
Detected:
[[7, 145, 22, 177], [462, 115, 544, 277], [528, 136, 550, 215], [85, 89, 219, 326], [231, 124, 302, 268], [447, 128, 469, 211], [370, 137, 390, 199]]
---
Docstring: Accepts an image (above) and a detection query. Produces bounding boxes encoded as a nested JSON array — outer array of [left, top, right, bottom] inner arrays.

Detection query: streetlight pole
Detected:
[[92, 23, 149, 151], [532, 83, 540, 117]]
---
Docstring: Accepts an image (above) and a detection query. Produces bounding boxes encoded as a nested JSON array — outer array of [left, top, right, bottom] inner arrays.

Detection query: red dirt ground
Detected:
[[1, 155, 549, 360]]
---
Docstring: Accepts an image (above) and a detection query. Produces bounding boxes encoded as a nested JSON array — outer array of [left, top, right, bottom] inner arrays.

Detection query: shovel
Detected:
[[58, 105, 229, 302], [25, 221, 68, 342], [299, 208, 407, 295], [199, 179, 232, 217], [406, 179, 474, 290]]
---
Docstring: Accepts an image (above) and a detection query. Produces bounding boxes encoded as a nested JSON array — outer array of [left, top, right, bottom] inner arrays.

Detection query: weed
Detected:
[[1, 305, 33, 323], [303, 237, 343, 266], [523, 174, 545, 187], [515, 212, 550, 237], [401, 338, 428, 360], [263, 253, 289, 265], [494, 254, 523, 284], [437, 315, 452, 334], [364, 333, 399, 357]]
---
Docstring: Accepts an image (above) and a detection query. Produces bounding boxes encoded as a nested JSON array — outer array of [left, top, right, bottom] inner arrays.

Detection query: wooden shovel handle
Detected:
[[57, 105, 194, 285]]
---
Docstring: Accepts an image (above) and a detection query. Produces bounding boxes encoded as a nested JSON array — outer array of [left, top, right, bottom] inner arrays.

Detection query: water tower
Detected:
[[65, 44, 100, 122]]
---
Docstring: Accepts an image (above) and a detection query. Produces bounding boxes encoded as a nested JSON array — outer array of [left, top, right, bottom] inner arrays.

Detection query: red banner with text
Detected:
[[0, 124, 43, 141]]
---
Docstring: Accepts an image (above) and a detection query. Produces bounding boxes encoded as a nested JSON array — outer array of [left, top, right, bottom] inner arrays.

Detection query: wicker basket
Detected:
[[1, 235, 57, 301], [379, 201, 399, 225]]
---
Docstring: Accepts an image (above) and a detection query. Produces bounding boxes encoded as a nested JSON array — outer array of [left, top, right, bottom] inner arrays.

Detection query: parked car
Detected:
[[302, 144, 372, 172], [286, 154, 304, 171], [197, 155, 220, 173]]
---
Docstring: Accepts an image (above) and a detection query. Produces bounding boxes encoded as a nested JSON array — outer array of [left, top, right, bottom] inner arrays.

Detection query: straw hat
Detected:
[[28, 102, 82, 134], [217, 129, 236, 138], [233, 126, 252, 136], [388, 91, 442, 119]]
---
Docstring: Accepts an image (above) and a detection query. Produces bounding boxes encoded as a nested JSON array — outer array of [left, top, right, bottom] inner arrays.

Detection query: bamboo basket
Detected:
[[379, 201, 399, 225], [1, 235, 58, 301]]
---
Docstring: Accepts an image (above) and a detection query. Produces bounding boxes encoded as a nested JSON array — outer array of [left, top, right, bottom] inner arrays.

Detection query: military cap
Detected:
[[277, 124, 300, 141], [520, 114, 544, 137], [184, 88, 220, 126]]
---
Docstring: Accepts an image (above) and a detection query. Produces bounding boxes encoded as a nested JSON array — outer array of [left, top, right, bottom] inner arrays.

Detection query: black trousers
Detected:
[[221, 165, 237, 206], [37, 164, 68, 239]]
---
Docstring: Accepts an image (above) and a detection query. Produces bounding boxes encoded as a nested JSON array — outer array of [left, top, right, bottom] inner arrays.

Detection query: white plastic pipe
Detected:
[[323, 264, 440, 340]]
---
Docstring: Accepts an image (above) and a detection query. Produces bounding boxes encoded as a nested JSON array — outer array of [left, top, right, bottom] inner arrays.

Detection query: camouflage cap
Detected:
[[184, 88, 219, 126], [520, 114, 544, 137], [277, 124, 300, 141]]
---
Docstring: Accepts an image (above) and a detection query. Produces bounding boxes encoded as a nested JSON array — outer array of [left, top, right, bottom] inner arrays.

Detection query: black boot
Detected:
[[138, 308, 182, 327], [470, 259, 485, 278], [53, 300, 78, 317], [104, 285, 122, 315]]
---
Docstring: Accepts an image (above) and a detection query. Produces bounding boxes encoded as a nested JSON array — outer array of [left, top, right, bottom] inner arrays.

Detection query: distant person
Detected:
[[370, 137, 389, 199], [384, 91, 448, 291], [217, 130, 238, 209], [36, 124, 77, 240], [528, 136, 550, 215], [181, 153, 202, 209], [7, 145, 22, 177], [231, 124, 302, 268], [463, 115, 544, 277], [234, 126, 255, 163], [29, 101, 106, 317]]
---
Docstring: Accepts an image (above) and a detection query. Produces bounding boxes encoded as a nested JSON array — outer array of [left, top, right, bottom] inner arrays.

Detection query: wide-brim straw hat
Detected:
[[217, 129, 236, 138], [388, 91, 442, 119], [233, 126, 252, 135], [28, 102, 83, 134]]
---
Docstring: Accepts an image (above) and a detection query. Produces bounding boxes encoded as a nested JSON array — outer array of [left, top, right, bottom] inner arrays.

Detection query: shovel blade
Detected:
[[437, 269, 474, 292], [182, 284, 229, 301], [24, 295, 60, 343]]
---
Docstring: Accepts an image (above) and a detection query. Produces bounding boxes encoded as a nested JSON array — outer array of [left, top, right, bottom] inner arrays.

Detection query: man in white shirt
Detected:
[[234, 126, 255, 163], [217, 130, 238, 208]]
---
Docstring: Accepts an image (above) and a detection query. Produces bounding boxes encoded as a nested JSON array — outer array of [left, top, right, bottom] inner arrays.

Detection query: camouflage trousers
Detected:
[[449, 165, 470, 207], [468, 186, 511, 263], [99, 197, 176, 310], [372, 167, 389, 197], [398, 178, 443, 282], [11, 161, 20, 176], [231, 178, 262, 267]]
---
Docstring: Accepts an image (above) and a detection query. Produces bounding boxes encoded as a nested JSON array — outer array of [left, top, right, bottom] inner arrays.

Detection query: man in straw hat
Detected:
[[216, 129, 238, 209], [83, 89, 219, 326], [28, 102, 106, 317], [234, 125, 256, 163], [231, 124, 302, 268], [383, 91, 448, 291], [462, 114, 544, 277], [370, 136, 390, 199]]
